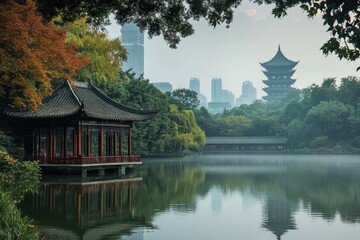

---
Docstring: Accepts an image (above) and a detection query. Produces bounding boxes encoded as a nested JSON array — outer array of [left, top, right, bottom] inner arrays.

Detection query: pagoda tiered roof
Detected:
[[262, 69, 296, 78], [262, 79, 296, 86], [260, 45, 298, 69], [262, 86, 294, 94], [4, 81, 158, 121]]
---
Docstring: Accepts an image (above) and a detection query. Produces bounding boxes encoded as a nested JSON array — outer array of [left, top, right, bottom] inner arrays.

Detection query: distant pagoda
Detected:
[[260, 45, 299, 102]]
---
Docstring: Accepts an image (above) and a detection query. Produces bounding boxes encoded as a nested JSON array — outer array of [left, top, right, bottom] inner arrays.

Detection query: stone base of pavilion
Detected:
[[39, 155, 142, 178]]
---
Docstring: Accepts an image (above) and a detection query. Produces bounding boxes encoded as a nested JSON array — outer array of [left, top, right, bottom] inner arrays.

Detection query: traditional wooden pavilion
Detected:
[[2, 80, 158, 174]]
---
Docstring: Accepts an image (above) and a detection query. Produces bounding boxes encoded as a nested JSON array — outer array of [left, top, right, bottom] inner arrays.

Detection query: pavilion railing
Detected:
[[39, 155, 141, 165]]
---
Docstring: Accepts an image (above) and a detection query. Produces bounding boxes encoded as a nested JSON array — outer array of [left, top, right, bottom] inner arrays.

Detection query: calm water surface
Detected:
[[21, 154, 360, 240]]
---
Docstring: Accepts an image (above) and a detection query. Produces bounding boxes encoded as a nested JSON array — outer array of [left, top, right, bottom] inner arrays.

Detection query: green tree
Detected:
[[0, 130, 24, 159], [254, 0, 360, 68], [280, 100, 306, 124], [302, 78, 338, 108], [97, 73, 205, 155], [305, 100, 352, 140], [338, 76, 360, 107], [194, 107, 219, 136], [168, 88, 199, 110], [218, 115, 252, 136], [0, 151, 41, 240], [250, 114, 282, 136], [62, 17, 127, 84], [35, 0, 360, 66], [158, 105, 205, 154], [286, 119, 310, 148]]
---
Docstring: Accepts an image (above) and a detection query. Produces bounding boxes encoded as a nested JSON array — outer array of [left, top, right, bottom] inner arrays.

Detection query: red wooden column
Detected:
[[48, 126, 53, 164], [113, 133, 117, 156], [127, 127, 132, 156], [64, 127, 67, 161], [77, 123, 82, 157], [100, 126, 103, 156], [87, 126, 90, 156], [119, 129, 122, 156]]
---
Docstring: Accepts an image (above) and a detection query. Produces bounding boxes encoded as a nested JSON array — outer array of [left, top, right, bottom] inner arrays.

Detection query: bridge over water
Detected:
[[203, 136, 288, 153]]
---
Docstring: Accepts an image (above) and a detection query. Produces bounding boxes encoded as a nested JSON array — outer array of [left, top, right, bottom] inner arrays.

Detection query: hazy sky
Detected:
[[107, 2, 359, 100]]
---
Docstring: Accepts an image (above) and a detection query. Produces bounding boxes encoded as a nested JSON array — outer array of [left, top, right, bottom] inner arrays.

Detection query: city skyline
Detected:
[[107, 2, 359, 101]]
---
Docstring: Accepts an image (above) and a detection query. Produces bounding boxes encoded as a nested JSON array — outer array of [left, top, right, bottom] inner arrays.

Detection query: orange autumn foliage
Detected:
[[0, 0, 89, 110]]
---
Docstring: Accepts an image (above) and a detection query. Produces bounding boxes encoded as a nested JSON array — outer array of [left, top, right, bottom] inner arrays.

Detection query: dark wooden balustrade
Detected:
[[39, 155, 141, 164]]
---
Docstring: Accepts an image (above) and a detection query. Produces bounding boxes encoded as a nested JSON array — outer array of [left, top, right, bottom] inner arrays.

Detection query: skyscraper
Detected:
[[121, 23, 144, 77], [211, 78, 223, 102], [152, 82, 173, 93], [236, 81, 257, 106], [189, 77, 207, 108], [189, 77, 200, 94], [222, 89, 235, 107], [261, 45, 298, 102]]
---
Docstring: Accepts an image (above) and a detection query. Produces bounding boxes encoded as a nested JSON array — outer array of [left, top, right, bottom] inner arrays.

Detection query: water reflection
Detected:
[[21, 176, 146, 240], [21, 155, 360, 240], [262, 191, 297, 240], [210, 187, 222, 214]]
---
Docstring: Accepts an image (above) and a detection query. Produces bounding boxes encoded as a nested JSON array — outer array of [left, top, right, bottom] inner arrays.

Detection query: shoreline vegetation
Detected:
[[0, 151, 41, 240], [194, 77, 360, 155]]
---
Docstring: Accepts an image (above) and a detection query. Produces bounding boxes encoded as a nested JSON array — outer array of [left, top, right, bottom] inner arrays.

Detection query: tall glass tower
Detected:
[[211, 78, 223, 102], [189, 77, 200, 94], [121, 23, 144, 77]]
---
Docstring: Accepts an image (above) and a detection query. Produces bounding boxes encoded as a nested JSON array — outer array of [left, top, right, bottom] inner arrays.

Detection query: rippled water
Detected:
[[21, 154, 360, 240]]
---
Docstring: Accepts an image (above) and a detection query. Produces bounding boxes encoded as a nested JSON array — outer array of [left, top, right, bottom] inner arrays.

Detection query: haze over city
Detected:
[[107, 1, 359, 99]]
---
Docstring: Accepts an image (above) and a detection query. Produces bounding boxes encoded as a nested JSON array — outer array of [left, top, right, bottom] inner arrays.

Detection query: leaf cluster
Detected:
[[254, 0, 360, 69], [166, 88, 200, 110], [62, 17, 127, 83], [96, 73, 205, 155], [0, 151, 41, 201], [35, 0, 242, 48], [0, 0, 89, 109]]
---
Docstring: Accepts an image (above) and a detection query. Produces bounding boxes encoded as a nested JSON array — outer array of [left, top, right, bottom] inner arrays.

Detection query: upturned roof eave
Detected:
[[260, 61, 299, 68], [260, 46, 299, 68], [87, 81, 160, 117], [81, 112, 158, 122], [4, 80, 160, 121]]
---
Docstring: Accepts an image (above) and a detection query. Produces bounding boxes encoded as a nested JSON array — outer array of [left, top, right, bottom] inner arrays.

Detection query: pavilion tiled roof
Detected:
[[260, 45, 298, 68], [3, 81, 159, 121]]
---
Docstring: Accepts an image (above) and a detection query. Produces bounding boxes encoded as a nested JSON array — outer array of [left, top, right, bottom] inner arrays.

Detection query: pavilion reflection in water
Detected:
[[21, 177, 148, 240], [262, 190, 297, 240]]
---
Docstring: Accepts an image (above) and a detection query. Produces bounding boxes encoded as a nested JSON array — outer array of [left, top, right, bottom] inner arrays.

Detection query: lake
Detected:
[[21, 154, 360, 240]]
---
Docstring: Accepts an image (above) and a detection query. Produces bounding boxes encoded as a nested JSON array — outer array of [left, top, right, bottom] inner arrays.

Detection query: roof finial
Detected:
[[278, 44, 281, 51], [88, 77, 93, 85]]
